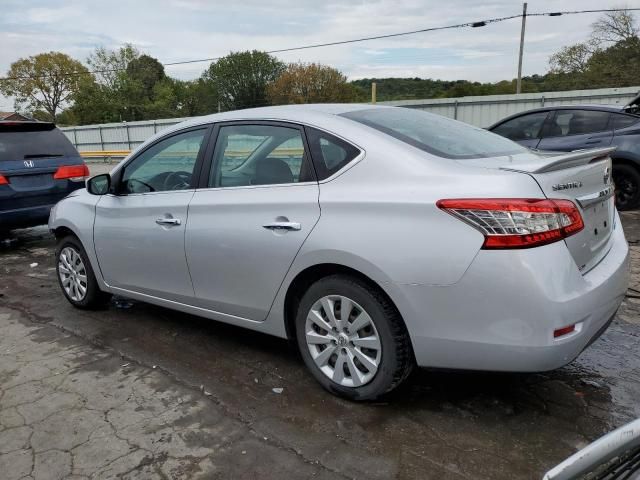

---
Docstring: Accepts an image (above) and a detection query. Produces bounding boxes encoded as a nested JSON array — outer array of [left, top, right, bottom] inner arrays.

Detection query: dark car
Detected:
[[488, 100, 640, 210], [0, 121, 89, 235]]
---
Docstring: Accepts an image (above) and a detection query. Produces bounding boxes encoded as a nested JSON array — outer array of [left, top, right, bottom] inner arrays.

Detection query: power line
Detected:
[[1, 7, 639, 82]]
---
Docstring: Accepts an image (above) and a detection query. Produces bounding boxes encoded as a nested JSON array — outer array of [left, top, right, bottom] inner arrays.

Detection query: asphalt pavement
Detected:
[[0, 211, 638, 480]]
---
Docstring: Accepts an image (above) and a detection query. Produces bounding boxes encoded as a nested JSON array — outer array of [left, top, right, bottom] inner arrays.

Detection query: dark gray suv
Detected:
[[489, 100, 640, 210]]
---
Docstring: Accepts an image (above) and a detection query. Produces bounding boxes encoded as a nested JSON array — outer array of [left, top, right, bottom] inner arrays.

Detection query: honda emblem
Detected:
[[23, 160, 34, 168]]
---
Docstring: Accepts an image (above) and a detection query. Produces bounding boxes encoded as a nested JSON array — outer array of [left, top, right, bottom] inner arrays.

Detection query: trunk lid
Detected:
[[462, 147, 617, 273]]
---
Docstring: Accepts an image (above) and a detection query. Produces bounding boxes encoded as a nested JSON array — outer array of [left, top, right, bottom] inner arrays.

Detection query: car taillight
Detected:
[[53, 164, 90, 181], [0, 174, 8, 185], [436, 198, 584, 249]]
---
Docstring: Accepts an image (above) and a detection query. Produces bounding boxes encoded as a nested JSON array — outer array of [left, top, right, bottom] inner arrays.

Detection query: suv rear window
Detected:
[[341, 108, 526, 159], [0, 123, 78, 162]]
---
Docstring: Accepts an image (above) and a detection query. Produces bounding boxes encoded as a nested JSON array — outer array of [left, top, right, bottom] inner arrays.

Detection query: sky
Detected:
[[1, 0, 640, 111]]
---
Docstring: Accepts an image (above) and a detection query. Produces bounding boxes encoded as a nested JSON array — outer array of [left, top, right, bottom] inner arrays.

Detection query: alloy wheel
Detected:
[[305, 295, 382, 387], [58, 246, 88, 302]]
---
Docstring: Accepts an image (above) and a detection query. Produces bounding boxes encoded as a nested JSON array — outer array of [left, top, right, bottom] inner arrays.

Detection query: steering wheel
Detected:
[[162, 171, 192, 191]]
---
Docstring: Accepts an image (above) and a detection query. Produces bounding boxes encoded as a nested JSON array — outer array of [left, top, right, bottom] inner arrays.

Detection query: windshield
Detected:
[[341, 108, 527, 159], [0, 125, 78, 162]]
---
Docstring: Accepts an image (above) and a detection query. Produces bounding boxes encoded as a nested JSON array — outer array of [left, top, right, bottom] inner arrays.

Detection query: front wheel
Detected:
[[55, 235, 111, 309], [613, 164, 640, 211], [295, 275, 413, 401]]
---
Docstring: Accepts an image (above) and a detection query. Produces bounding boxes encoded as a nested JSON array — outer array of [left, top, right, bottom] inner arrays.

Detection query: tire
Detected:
[[613, 163, 640, 211], [295, 274, 413, 401], [55, 235, 111, 309]]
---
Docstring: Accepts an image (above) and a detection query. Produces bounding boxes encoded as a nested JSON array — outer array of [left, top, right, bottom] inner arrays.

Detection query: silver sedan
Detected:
[[49, 105, 630, 400]]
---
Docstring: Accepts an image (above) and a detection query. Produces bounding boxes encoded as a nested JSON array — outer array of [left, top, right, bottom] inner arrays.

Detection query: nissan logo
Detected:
[[23, 160, 34, 168]]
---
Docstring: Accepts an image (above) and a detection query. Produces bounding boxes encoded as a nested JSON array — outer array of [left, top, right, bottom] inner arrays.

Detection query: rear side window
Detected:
[[341, 108, 526, 160], [545, 110, 611, 137], [305, 127, 361, 179], [611, 113, 639, 130], [0, 124, 78, 162], [492, 112, 550, 141]]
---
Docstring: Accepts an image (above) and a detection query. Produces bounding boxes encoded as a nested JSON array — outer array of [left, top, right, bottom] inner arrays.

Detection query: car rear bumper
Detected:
[[394, 213, 630, 371], [0, 204, 57, 230]]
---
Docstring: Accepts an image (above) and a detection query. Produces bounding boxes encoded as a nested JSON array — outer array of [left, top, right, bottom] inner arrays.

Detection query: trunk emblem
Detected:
[[603, 167, 611, 185], [552, 181, 582, 191], [23, 160, 34, 168]]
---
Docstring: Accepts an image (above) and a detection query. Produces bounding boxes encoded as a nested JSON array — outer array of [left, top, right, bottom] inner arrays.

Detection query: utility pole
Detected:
[[516, 2, 527, 94], [371, 82, 377, 104]]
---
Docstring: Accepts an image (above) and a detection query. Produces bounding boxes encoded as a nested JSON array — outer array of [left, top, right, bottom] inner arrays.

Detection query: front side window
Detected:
[[209, 124, 314, 187], [544, 110, 611, 138], [305, 128, 361, 180], [121, 129, 206, 194], [492, 112, 550, 141], [341, 108, 527, 160]]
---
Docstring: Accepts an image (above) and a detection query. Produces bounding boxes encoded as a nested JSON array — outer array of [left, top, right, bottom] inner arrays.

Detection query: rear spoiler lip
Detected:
[[500, 146, 616, 174]]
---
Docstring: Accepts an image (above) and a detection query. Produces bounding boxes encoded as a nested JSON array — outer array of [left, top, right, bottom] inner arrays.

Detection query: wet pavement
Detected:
[[0, 212, 639, 479]]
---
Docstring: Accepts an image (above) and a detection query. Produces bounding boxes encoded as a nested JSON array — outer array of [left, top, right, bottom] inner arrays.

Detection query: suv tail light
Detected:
[[437, 198, 584, 249], [53, 164, 90, 181], [0, 174, 8, 185]]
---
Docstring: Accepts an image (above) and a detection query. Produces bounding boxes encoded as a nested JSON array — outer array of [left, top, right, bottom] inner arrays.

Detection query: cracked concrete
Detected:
[[0, 211, 638, 479]]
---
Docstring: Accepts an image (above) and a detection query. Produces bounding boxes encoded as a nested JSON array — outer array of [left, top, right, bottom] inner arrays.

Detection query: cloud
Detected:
[[1, 0, 639, 109]]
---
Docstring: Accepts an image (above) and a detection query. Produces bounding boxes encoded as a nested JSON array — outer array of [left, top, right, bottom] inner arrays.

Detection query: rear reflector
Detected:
[[53, 164, 90, 181], [554, 324, 576, 338], [0, 174, 8, 185], [436, 198, 584, 249]]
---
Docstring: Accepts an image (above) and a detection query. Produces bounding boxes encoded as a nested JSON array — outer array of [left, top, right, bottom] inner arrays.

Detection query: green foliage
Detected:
[[0, 52, 90, 121], [203, 50, 285, 110], [268, 62, 357, 104]]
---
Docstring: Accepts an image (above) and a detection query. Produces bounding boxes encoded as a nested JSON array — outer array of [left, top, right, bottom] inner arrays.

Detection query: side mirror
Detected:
[[87, 174, 111, 195]]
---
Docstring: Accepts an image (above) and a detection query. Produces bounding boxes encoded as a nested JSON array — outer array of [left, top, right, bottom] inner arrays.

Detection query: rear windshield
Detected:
[[0, 124, 78, 162], [341, 108, 527, 159]]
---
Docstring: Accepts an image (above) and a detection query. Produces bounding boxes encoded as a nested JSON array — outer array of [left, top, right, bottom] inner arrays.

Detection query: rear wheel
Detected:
[[613, 163, 640, 211], [295, 274, 413, 401], [55, 235, 110, 309]]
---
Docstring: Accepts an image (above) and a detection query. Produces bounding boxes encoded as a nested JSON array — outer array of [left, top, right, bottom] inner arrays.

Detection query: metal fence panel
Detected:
[[62, 86, 640, 152]]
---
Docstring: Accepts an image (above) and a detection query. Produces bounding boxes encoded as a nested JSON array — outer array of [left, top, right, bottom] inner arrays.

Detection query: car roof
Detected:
[[489, 104, 640, 129], [164, 103, 391, 132]]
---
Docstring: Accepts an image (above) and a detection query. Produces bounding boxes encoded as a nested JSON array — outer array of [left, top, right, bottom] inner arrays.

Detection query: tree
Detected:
[[87, 44, 139, 89], [591, 9, 639, 45], [126, 54, 166, 99], [0, 52, 90, 122], [549, 43, 592, 74], [267, 62, 356, 104], [203, 51, 284, 110], [585, 36, 640, 88]]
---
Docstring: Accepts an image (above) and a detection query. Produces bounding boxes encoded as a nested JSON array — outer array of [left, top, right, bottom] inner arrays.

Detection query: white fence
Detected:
[[61, 86, 640, 152]]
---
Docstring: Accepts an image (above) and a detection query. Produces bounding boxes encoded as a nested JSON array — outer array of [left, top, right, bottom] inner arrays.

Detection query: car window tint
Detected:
[[546, 110, 611, 137], [341, 108, 526, 160], [611, 113, 640, 130], [209, 124, 313, 188], [121, 129, 205, 194], [492, 112, 549, 141], [305, 128, 361, 180]]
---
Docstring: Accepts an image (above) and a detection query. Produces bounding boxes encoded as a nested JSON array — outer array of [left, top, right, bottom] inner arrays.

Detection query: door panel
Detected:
[[94, 191, 195, 301], [93, 127, 209, 302], [186, 185, 320, 320], [186, 122, 320, 321]]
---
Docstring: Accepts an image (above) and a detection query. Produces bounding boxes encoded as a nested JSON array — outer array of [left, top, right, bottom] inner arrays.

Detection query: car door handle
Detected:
[[155, 218, 181, 226], [585, 140, 602, 144], [262, 221, 301, 231]]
